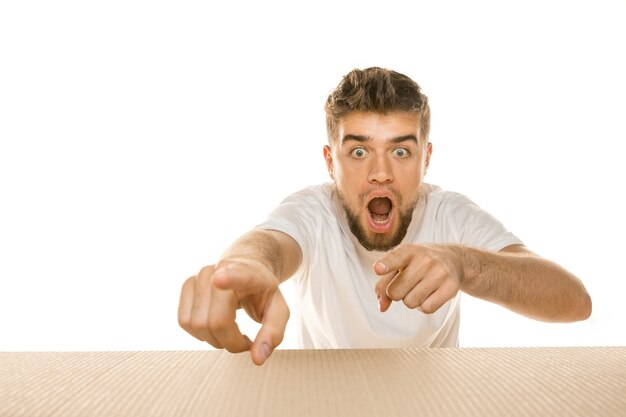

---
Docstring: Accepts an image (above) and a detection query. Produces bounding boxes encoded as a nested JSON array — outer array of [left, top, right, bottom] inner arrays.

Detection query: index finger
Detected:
[[250, 290, 289, 365], [374, 270, 397, 312], [373, 245, 413, 276]]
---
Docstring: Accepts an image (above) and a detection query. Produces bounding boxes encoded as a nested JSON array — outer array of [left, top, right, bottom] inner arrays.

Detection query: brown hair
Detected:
[[324, 67, 430, 144]]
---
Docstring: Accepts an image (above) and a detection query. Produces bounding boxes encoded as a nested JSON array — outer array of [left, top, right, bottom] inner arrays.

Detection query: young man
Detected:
[[178, 67, 592, 365]]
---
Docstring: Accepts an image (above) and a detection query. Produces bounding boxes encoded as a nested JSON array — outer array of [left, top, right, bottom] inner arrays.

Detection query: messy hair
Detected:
[[324, 67, 430, 144]]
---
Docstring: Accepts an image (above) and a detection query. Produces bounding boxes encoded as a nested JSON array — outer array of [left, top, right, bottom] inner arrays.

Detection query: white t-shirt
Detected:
[[256, 183, 522, 348]]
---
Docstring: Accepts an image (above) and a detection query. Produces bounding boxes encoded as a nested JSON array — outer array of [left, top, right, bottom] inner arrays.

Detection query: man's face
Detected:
[[324, 111, 432, 251]]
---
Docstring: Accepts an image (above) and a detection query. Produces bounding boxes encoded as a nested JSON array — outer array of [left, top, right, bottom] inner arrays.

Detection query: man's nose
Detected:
[[367, 154, 393, 184]]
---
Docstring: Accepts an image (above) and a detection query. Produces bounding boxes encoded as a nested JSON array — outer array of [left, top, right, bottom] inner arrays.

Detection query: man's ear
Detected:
[[323, 145, 334, 180], [424, 142, 433, 172]]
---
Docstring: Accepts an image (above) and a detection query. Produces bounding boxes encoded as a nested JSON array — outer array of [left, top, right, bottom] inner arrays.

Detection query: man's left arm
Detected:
[[374, 244, 592, 322]]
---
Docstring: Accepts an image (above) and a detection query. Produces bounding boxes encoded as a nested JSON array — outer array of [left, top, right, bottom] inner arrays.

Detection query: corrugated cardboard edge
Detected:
[[1, 347, 625, 417]]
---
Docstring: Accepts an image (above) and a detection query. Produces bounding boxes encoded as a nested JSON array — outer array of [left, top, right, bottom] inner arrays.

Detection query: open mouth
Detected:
[[367, 197, 393, 231]]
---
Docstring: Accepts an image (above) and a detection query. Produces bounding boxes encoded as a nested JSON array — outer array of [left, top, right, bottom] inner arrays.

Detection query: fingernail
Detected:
[[260, 342, 271, 362], [375, 262, 387, 273]]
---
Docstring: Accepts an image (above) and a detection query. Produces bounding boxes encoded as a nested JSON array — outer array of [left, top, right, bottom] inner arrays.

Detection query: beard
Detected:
[[336, 187, 419, 252]]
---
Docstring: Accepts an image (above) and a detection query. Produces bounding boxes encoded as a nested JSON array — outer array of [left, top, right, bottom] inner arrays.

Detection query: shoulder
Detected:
[[257, 183, 339, 270], [260, 183, 336, 229], [291, 183, 333, 200], [423, 183, 478, 214], [421, 183, 522, 249], [419, 183, 485, 236], [277, 183, 334, 210]]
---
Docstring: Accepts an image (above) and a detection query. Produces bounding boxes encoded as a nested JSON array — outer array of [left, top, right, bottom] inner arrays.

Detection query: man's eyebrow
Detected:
[[341, 134, 419, 145], [390, 135, 418, 144], [341, 134, 370, 144]]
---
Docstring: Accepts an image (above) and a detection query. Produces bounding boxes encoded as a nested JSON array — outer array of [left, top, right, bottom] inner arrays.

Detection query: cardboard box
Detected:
[[1, 347, 624, 416]]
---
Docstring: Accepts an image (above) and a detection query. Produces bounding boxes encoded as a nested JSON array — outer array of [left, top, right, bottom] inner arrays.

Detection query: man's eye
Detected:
[[351, 148, 367, 158], [394, 148, 410, 158]]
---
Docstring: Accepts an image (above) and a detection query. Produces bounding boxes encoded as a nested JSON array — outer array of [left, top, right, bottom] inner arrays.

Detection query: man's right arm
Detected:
[[178, 229, 302, 365], [219, 228, 302, 283]]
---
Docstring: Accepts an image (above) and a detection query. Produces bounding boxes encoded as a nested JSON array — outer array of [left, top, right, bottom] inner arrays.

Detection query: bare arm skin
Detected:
[[178, 229, 302, 365], [375, 244, 591, 322]]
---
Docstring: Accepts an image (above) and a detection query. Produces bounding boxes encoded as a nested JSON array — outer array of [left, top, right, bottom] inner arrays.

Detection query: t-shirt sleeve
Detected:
[[254, 186, 327, 262], [448, 194, 523, 251]]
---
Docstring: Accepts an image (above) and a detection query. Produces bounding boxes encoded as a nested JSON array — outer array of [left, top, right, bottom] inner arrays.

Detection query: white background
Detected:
[[1, 0, 624, 351]]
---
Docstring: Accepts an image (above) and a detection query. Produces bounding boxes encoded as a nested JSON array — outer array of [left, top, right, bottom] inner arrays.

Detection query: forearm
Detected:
[[219, 229, 302, 282], [457, 245, 592, 322]]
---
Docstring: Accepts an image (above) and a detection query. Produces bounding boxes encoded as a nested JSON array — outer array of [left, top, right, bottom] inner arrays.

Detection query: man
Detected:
[[178, 67, 592, 365]]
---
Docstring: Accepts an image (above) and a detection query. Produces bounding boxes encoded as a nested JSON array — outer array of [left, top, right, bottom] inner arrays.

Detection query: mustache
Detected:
[[359, 187, 403, 205]]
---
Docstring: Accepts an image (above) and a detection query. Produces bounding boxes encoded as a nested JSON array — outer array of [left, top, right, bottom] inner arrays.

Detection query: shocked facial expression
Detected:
[[324, 111, 432, 251]]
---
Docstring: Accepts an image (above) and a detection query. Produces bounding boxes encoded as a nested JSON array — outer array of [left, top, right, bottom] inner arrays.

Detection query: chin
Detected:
[[359, 229, 401, 252]]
